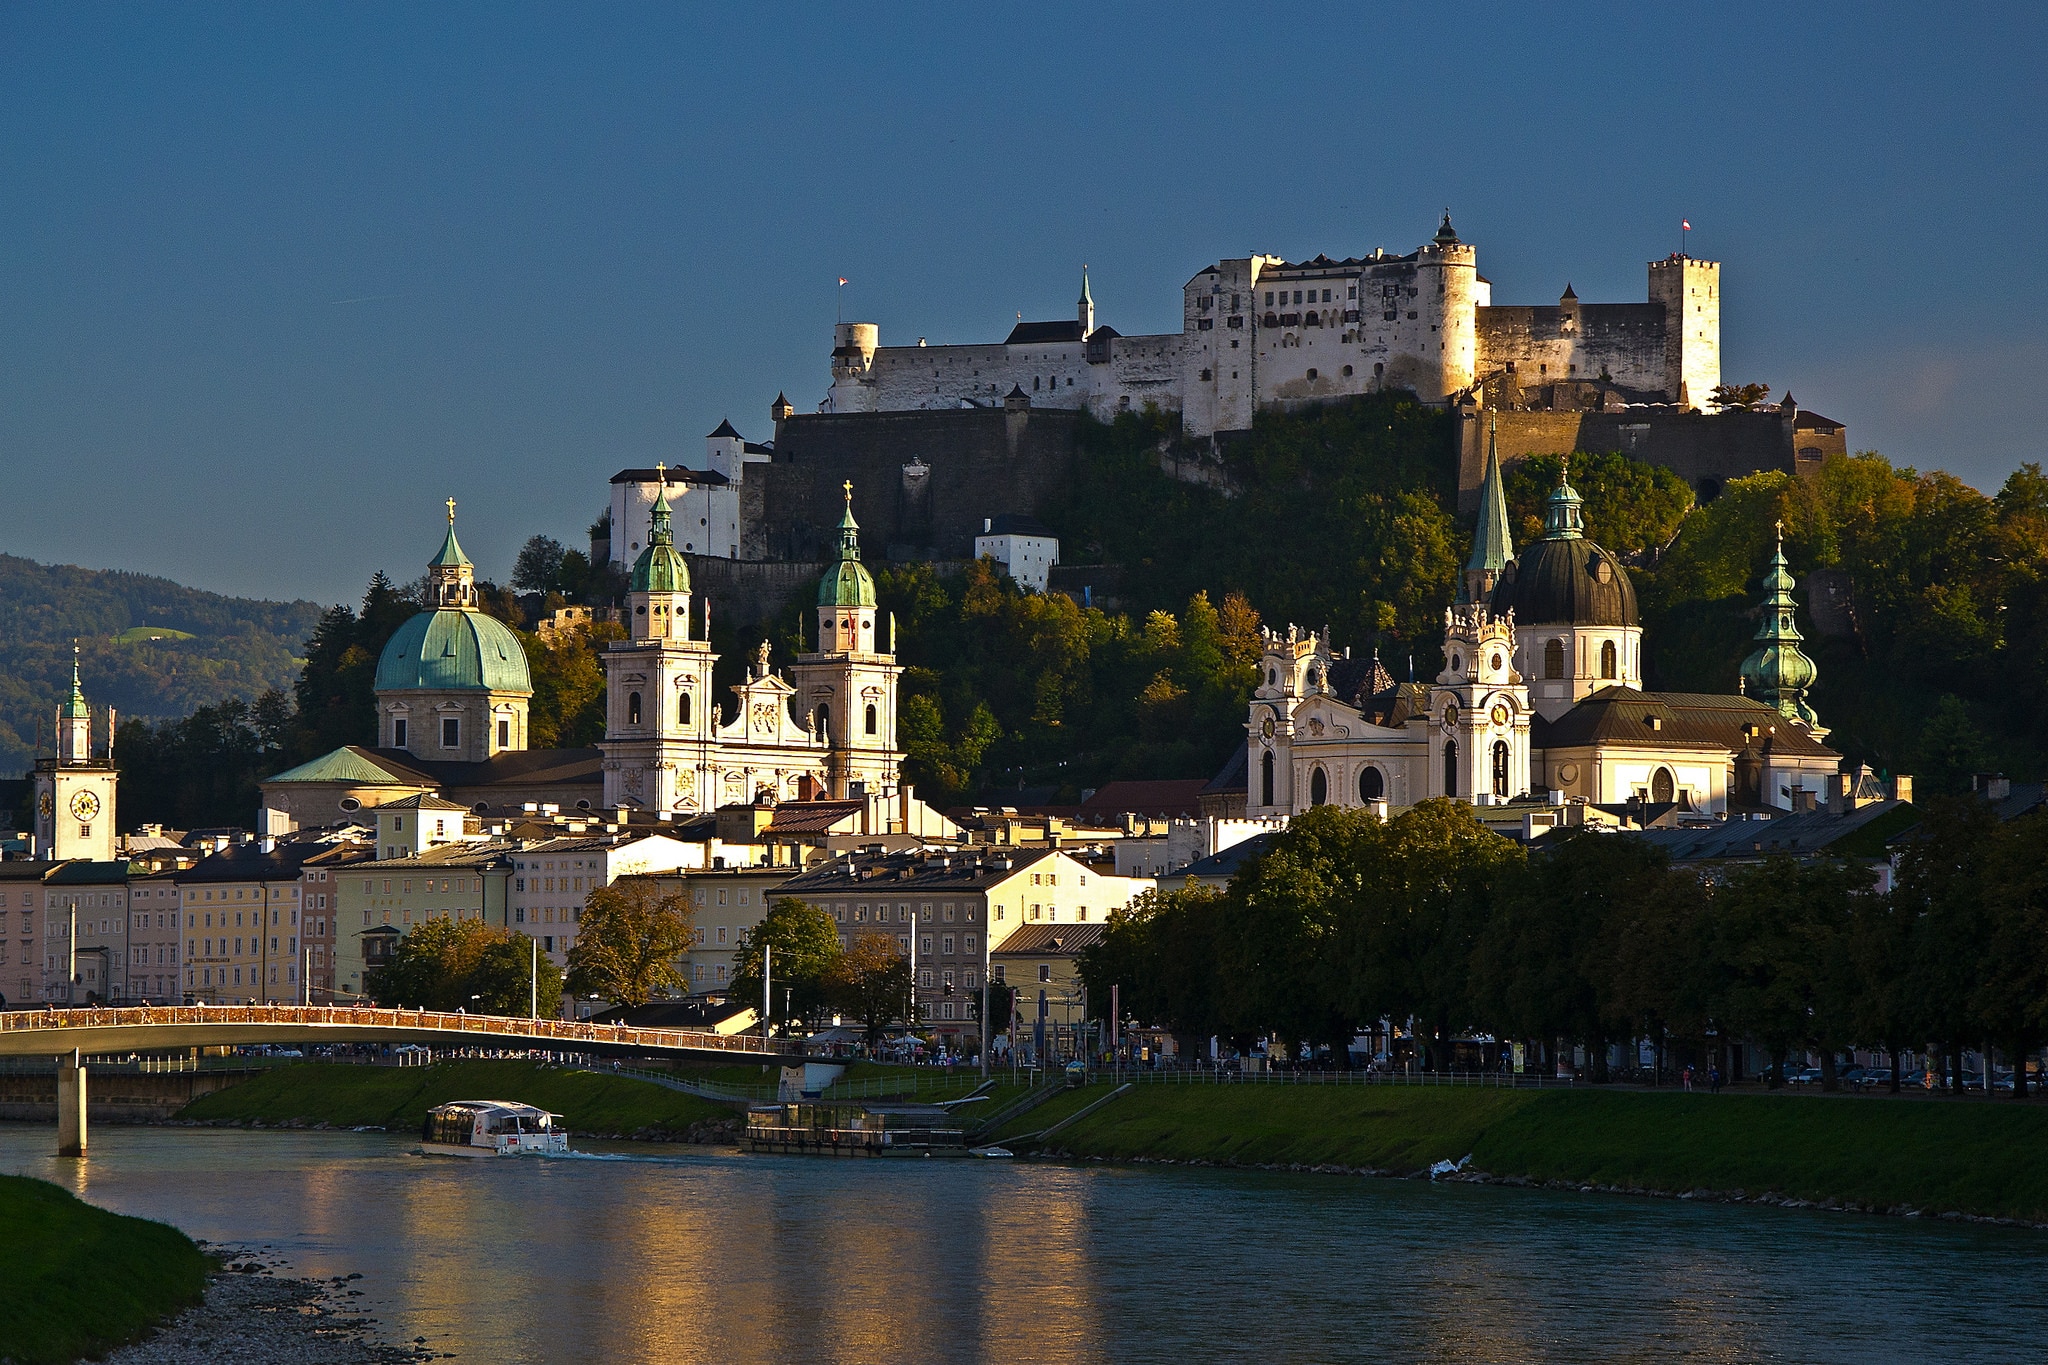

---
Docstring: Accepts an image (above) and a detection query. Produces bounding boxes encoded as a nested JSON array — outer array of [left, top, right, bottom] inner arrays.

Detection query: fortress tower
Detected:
[[1415, 213, 1480, 400], [826, 322, 880, 413], [1648, 255, 1721, 408]]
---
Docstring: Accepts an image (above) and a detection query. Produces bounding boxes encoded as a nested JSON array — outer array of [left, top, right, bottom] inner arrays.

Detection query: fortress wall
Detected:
[[1102, 333, 1186, 417], [1456, 407, 1805, 510], [867, 342, 1091, 412], [687, 555, 826, 629], [1476, 304, 1670, 396], [755, 407, 1086, 564]]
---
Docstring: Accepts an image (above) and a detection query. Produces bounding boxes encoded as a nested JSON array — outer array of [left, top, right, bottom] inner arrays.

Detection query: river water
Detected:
[[3, 1125, 2041, 1363]]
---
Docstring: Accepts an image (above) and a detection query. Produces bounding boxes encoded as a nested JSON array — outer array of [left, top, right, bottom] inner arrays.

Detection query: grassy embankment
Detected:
[[177, 1059, 732, 1135], [1004, 1083, 2048, 1222], [0, 1174, 210, 1365]]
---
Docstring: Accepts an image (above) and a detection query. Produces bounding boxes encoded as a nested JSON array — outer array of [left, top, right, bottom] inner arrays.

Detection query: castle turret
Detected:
[[1738, 522, 1825, 737], [827, 322, 880, 413], [1415, 212, 1479, 400]]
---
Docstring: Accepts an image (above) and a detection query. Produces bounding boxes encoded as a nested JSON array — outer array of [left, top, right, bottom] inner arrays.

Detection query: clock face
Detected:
[[39, 792, 53, 818], [69, 790, 101, 820], [1260, 714, 1276, 739], [1491, 704, 1511, 726]]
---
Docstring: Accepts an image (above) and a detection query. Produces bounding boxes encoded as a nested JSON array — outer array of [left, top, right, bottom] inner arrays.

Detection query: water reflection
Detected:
[[1, 1126, 2041, 1364]]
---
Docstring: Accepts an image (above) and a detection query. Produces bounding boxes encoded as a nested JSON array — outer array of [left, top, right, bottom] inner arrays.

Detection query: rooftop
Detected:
[[992, 923, 1107, 955]]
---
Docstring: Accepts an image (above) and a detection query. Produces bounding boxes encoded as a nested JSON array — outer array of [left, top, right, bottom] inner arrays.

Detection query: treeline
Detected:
[[1079, 799, 2048, 1092]]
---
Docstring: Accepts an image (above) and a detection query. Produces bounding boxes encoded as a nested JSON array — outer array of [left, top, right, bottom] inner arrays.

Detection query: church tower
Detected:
[[34, 646, 118, 861], [1464, 420, 1513, 604], [1427, 601, 1531, 804], [1079, 266, 1095, 336], [1739, 523, 1826, 738], [601, 469, 720, 812], [790, 483, 902, 798]]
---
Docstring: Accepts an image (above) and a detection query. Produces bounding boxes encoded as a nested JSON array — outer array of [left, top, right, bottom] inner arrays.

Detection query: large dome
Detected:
[[1490, 538, 1638, 627], [375, 609, 532, 694]]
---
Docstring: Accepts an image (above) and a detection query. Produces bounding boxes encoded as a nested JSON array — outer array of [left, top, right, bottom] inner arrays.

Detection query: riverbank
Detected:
[[173, 1059, 734, 1140], [1007, 1082, 2048, 1224], [0, 1173, 208, 1365]]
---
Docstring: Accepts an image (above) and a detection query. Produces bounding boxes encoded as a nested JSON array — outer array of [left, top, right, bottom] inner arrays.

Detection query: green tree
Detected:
[[367, 918, 560, 1016], [1078, 886, 1234, 1048], [730, 898, 844, 1031], [522, 621, 623, 748], [1897, 798, 1999, 1093], [566, 878, 696, 1007], [1710, 382, 1773, 410], [1501, 450, 1695, 558], [512, 536, 568, 593], [1972, 809, 2048, 1098], [826, 933, 914, 1048]]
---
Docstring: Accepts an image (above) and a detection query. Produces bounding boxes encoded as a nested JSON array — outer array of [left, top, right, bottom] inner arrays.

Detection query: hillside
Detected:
[[0, 553, 323, 777]]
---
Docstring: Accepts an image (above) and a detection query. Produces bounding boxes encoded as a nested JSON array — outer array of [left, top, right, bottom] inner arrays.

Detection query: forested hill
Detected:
[[0, 553, 322, 776]]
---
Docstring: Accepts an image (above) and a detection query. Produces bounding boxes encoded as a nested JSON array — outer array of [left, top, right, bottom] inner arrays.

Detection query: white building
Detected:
[[974, 514, 1059, 592], [507, 833, 700, 975], [1113, 815, 1288, 880]]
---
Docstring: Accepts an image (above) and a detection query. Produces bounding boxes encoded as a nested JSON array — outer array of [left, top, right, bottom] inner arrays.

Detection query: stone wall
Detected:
[[686, 555, 826, 629], [0, 1066, 256, 1122]]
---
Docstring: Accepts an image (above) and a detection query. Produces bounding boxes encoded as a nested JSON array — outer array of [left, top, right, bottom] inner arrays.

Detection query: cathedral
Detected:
[[259, 482, 902, 829], [1243, 448, 1842, 820]]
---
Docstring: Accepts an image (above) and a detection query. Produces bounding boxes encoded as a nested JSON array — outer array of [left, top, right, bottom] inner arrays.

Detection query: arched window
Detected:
[[1359, 766, 1384, 802], [864, 703, 878, 736], [815, 704, 831, 740], [1652, 767, 1676, 804], [1260, 750, 1275, 807], [1450, 654, 1462, 674], [1492, 740, 1510, 799], [1544, 639, 1566, 679], [1443, 740, 1458, 797], [1267, 668, 1277, 686], [1600, 640, 1617, 680], [678, 692, 691, 726], [1309, 767, 1328, 806], [627, 692, 642, 726]]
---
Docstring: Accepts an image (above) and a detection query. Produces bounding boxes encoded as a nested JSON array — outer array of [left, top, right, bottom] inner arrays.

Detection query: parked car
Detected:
[[1836, 1066, 1869, 1087], [1788, 1067, 1823, 1085], [1856, 1068, 1894, 1089]]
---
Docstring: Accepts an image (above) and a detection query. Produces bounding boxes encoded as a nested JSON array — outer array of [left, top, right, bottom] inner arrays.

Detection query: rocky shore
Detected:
[[99, 1246, 446, 1365]]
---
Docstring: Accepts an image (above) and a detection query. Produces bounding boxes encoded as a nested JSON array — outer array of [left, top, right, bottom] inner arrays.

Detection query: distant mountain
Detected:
[[0, 553, 325, 776]]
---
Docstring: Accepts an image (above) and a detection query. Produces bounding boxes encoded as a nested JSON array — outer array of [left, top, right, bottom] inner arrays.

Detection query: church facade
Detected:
[[1245, 451, 1841, 821], [260, 484, 903, 831]]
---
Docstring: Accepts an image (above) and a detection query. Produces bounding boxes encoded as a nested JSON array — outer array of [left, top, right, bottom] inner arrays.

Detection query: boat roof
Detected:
[[429, 1099, 561, 1118]]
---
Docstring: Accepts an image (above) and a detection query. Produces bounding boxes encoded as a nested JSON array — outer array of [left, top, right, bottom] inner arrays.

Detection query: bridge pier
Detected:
[[57, 1050, 86, 1157]]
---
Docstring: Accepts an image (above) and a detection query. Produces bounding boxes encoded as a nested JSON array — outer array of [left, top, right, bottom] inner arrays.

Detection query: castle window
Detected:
[[440, 718, 460, 750], [1348, 286, 1356, 299], [865, 703, 878, 736], [1373, 362, 1384, 378], [627, 692, 642, 726], [1260, 750, 1275, 807], [1544, 640, 1566, 679], [1443, 741, 1458, 798], [1309, 767, 1328, 806], [1359, 766, 1384, 802], [1033, 376, 1041, 390], [1322, 290, 1332, 302], [1306, 368, 1317, 380], [1600, 641, 1617, 680], [1200, 369, 1211, 382], [1264, 292, 1273, 305], [392, 718, 408, 748], [1342, 365, 1353, 377], [1492, 741, 1510, 799], [1293, 291, 1302, 304], [679, 692, 691, 725]]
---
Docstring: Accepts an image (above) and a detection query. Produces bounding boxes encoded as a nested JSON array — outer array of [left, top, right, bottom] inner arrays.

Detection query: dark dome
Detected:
[[1490, 538, 1638, 627]]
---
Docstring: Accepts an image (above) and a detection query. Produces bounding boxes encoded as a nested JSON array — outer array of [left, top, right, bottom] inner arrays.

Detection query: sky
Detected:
[[3, 2, 2044, 607]]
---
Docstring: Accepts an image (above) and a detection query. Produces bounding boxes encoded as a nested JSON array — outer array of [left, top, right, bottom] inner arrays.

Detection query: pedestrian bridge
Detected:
[[0, 1003, 800, 1063]]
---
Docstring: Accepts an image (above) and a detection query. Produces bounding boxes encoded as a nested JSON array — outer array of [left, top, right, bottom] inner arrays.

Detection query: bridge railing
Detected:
[[0, 1003, 800, 1057]]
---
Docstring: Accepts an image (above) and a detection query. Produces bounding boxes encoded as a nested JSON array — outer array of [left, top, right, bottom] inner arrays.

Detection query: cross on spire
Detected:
[[656, 461, 666, 481], [843, 479, 854, 506], [446, 497, 457, 524]]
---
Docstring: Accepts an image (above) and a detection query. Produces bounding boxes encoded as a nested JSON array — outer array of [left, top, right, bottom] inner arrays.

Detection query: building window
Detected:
[[1261, 750, 1275, 806], [1652, 767, 1676, 804], [392, 718, 408, 748], [865, 703, 877, 736], [1309, 767, 1328, 806], [497, 719, 510, 747], [1601, 640, 1618, 680], [679, 692, 691, 725], [1493, 741, 1510, 799], [1444, 741, 1458, 798], [1359, 766, 1384, 802], [628, 692, 642, 725], [1039, 964, 1052, 983], [1544, 639, 1566, 679], [440, 717, 460, 749]]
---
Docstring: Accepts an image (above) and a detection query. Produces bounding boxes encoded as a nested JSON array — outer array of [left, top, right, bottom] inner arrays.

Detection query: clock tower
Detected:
[[33, 647, 118, 862]]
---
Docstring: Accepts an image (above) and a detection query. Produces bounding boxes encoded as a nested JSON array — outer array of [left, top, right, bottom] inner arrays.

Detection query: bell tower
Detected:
[[791, 483, 902, 798], [1426, 604, 1531, 804], [33, 645, 119, 862]]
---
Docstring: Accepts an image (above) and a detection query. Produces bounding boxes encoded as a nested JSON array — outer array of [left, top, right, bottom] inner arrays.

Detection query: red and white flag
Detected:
[[837, 277, 848, 286], [1681, 220, 1691, 231]]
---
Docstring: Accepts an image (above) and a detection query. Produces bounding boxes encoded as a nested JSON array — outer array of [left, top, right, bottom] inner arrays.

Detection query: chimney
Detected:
[[259, 835, 276, 854], [1894, 774, 1914, 803], [984, 518, 993, 533]]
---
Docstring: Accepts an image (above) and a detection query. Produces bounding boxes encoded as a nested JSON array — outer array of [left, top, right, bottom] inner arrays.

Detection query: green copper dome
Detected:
[[1738, 524, 1823, 732], [375, 608, 532, 695], [818, 482, 877, 608], [630, 481, 691, 594]]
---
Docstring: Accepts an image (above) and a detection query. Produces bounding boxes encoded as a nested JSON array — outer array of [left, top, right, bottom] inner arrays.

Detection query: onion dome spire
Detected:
[[630, 463, 690, 594], [1541, 455, 1586, 541], [1738, 521, 1825, 734], [818, 480, 877, 608]]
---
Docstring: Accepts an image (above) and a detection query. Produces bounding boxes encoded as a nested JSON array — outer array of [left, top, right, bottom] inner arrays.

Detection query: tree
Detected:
[[566, 878, 695, 1007], [512, 536, 568, 593], [366, 917, 561, 1016], [826, 933, 913, 1048], [1972, 809, 2048, 1098], [730, 898, 844, 1031], [1710, 382, 1773, 411], [1897, 798, 1999, 1093]]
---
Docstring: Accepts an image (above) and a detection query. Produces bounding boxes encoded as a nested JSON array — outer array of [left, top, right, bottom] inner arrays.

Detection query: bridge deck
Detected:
[[0, 1004, 803, 1061]]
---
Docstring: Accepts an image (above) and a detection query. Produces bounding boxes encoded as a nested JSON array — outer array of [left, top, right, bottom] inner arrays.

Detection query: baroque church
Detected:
[[1244, 447, 1842, 821], [259, 482, 903, 830]]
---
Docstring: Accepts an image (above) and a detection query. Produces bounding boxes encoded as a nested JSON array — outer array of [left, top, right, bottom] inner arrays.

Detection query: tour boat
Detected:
[[420, 1100, 570, 1157]]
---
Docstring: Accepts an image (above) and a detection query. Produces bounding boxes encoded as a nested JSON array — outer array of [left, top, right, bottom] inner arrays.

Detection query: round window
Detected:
[[338, 797, 361, 813], [1490, 653, 1503, 672]]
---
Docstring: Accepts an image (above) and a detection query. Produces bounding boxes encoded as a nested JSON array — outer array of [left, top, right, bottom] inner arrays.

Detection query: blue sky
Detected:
[[2, 2, 2042, 606]]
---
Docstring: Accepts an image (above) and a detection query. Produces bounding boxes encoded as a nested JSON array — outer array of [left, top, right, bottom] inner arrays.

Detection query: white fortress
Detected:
[[824, 215, 1721, 438]]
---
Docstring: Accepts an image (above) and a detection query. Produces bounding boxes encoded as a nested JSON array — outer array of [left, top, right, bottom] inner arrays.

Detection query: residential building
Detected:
[[41, 861, 132, 1003], [299, 843, 372, 1002], [1113, 815, 1287, 879], [331, 843, 515, 1002], [507, 834, 699, 977], [176, 843, 324, 1004], [778, 847, 1152, 1056], [974, 514, 1058, 593], [641, 865, 803, 994], [991, 923, 1106, 1066], [128, 869, 184, 1002], [0, 862, 56, 1005]]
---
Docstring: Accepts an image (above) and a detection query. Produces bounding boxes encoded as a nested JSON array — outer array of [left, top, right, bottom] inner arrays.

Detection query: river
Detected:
[[2, 1125, 2041, 1363]]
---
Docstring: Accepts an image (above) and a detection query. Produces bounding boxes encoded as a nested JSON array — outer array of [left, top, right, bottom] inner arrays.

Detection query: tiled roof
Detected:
[[177, 844, 330, 884], [763, 800, 866, 834], [981, 513, 1056, 537], [609, 467, 731, 487], [1635, 801, 1913, 861], [356, 840, 521, 871], [1079, 780, 1209, 818], [378, 794, 470, 812], [1177, 833, 1279, 883], [46, 860, 138, 885], [780, 846, 1057, 895], [1533, 689, 1839, 758], [263, 746, 434, 787], [1202, 742, 1248, 796], [1004, 320, 1085, 345], [385, 748, 606, 789], [992, 923, 1107, 955]]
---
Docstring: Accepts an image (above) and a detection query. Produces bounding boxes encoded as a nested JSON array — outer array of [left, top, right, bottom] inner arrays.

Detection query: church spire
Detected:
[[1738, 521, 1825, 735], [1540, 455, 1586, 540], [1078, 265, 1094, 336], [427, 499, 476, 607], [818, 481, 877, 610], [1464, 416, 1513, 602], [58, 642, 91, 764]]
